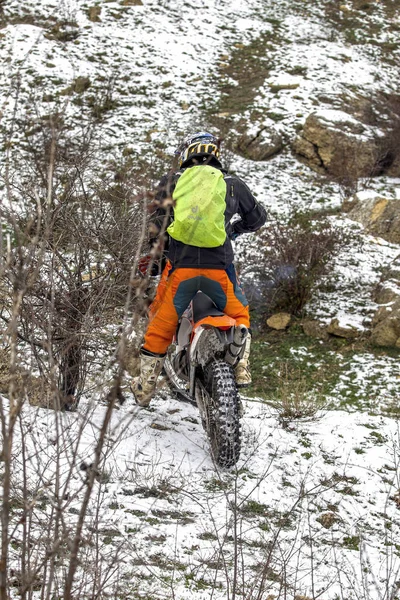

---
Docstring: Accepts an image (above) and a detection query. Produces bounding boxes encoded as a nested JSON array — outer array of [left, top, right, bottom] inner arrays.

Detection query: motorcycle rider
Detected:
[[131, 131, 267, 406]]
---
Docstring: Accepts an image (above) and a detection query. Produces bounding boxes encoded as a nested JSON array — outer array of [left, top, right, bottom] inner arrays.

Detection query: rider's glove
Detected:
[[230, 221, 243, 241], [138, 255, 152, 277], [138, 254, 163, 277]]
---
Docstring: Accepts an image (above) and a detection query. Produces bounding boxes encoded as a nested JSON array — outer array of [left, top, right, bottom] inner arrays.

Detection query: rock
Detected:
[[371, 318, 400, 348], [371, 262, 400, 347], [236, 126, 284, 161], [341, 197, 359, 213], [316, 512, 340, 529], [327, 318, 361, 339], [373, 255, 400, 305], [267, 74, 302, 94], [72, 76, 91, 94], [0, 349, 56, 409], [371, 298, 400, 348], [292, 136, 320, 167], [267, 313, 292, 330], [348, 195, 400, 244], [374, 284, 400, 306], [372, 305, 392, 327], [301, 320, 329, 340], [121, 0, 143, 4], [87, 6, 101, 21], [292, 111, 378, 176], [269, 82, 300, 93]]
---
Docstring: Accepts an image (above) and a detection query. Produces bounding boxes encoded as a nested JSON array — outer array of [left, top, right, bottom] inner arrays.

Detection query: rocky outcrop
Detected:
[[236, 126, 284, 161], [347, 194, 400, 245], [292, 110, 378, 176]]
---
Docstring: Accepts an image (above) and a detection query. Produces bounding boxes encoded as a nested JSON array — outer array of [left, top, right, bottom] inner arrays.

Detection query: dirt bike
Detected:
[[163, 291, 248, 468]]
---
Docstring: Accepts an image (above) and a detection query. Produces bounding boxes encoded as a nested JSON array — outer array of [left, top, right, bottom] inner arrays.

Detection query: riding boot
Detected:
[[131, 350, 165, 407], [234, 334, 252, 388]]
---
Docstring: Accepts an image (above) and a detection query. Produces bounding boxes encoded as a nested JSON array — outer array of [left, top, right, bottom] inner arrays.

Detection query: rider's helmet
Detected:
[[175, 131, 221, 168]]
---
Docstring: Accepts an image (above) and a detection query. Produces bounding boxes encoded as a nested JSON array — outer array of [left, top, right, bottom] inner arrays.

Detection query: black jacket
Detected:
[[149, 160, 266, 270]]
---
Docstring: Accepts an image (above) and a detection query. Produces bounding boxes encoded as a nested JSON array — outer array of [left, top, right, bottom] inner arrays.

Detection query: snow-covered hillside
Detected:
[[1, 0, 400, 598]]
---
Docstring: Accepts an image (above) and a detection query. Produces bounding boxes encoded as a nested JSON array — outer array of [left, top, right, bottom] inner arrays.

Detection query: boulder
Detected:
[[292, 111, 378, 176], [371, 297, 400, 348], [301, 319, 329, 340], [347, 195, 400, 245], [267, 312, 291, 330], [236, 126, 284, 161], [371, 318, 400, 348], [327, 318, 361, 339]]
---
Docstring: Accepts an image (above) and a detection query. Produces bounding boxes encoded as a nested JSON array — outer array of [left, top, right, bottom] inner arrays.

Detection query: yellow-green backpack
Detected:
[[167, 165, 227, 248]]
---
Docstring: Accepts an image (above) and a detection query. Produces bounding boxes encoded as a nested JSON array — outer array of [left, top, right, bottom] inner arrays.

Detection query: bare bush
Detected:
[[0, 74, 165, 597], [0, 94, 159, 408], [239, 213, 346, 320]]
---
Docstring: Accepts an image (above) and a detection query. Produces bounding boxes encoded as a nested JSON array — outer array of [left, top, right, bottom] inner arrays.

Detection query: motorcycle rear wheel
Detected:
[[203, 360, 241, 468]]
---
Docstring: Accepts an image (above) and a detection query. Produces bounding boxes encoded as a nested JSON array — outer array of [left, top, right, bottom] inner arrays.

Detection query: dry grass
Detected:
[[270, 362, 329, 426]]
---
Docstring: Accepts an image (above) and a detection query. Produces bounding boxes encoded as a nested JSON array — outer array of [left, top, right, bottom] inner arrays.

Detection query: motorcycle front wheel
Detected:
[[203, 360, 241, 468]]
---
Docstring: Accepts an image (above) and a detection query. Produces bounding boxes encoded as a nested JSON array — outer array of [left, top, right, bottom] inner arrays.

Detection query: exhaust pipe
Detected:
[[225, 325, 248, 365]]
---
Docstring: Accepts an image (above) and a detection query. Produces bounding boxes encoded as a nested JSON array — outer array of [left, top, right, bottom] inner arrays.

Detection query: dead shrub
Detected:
[[239, 213, 346, 320], [0, 96, 159, 408]]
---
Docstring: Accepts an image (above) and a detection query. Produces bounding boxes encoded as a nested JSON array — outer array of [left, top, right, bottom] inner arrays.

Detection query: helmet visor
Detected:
[[174, 131, 218, 156]]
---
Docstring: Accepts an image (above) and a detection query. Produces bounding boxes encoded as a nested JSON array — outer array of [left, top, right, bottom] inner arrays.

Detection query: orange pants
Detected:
[[143, 262, 250, 355]]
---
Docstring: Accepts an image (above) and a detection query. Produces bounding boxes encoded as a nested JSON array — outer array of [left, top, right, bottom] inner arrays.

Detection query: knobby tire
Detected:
[[204, 360, 241, 468]]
